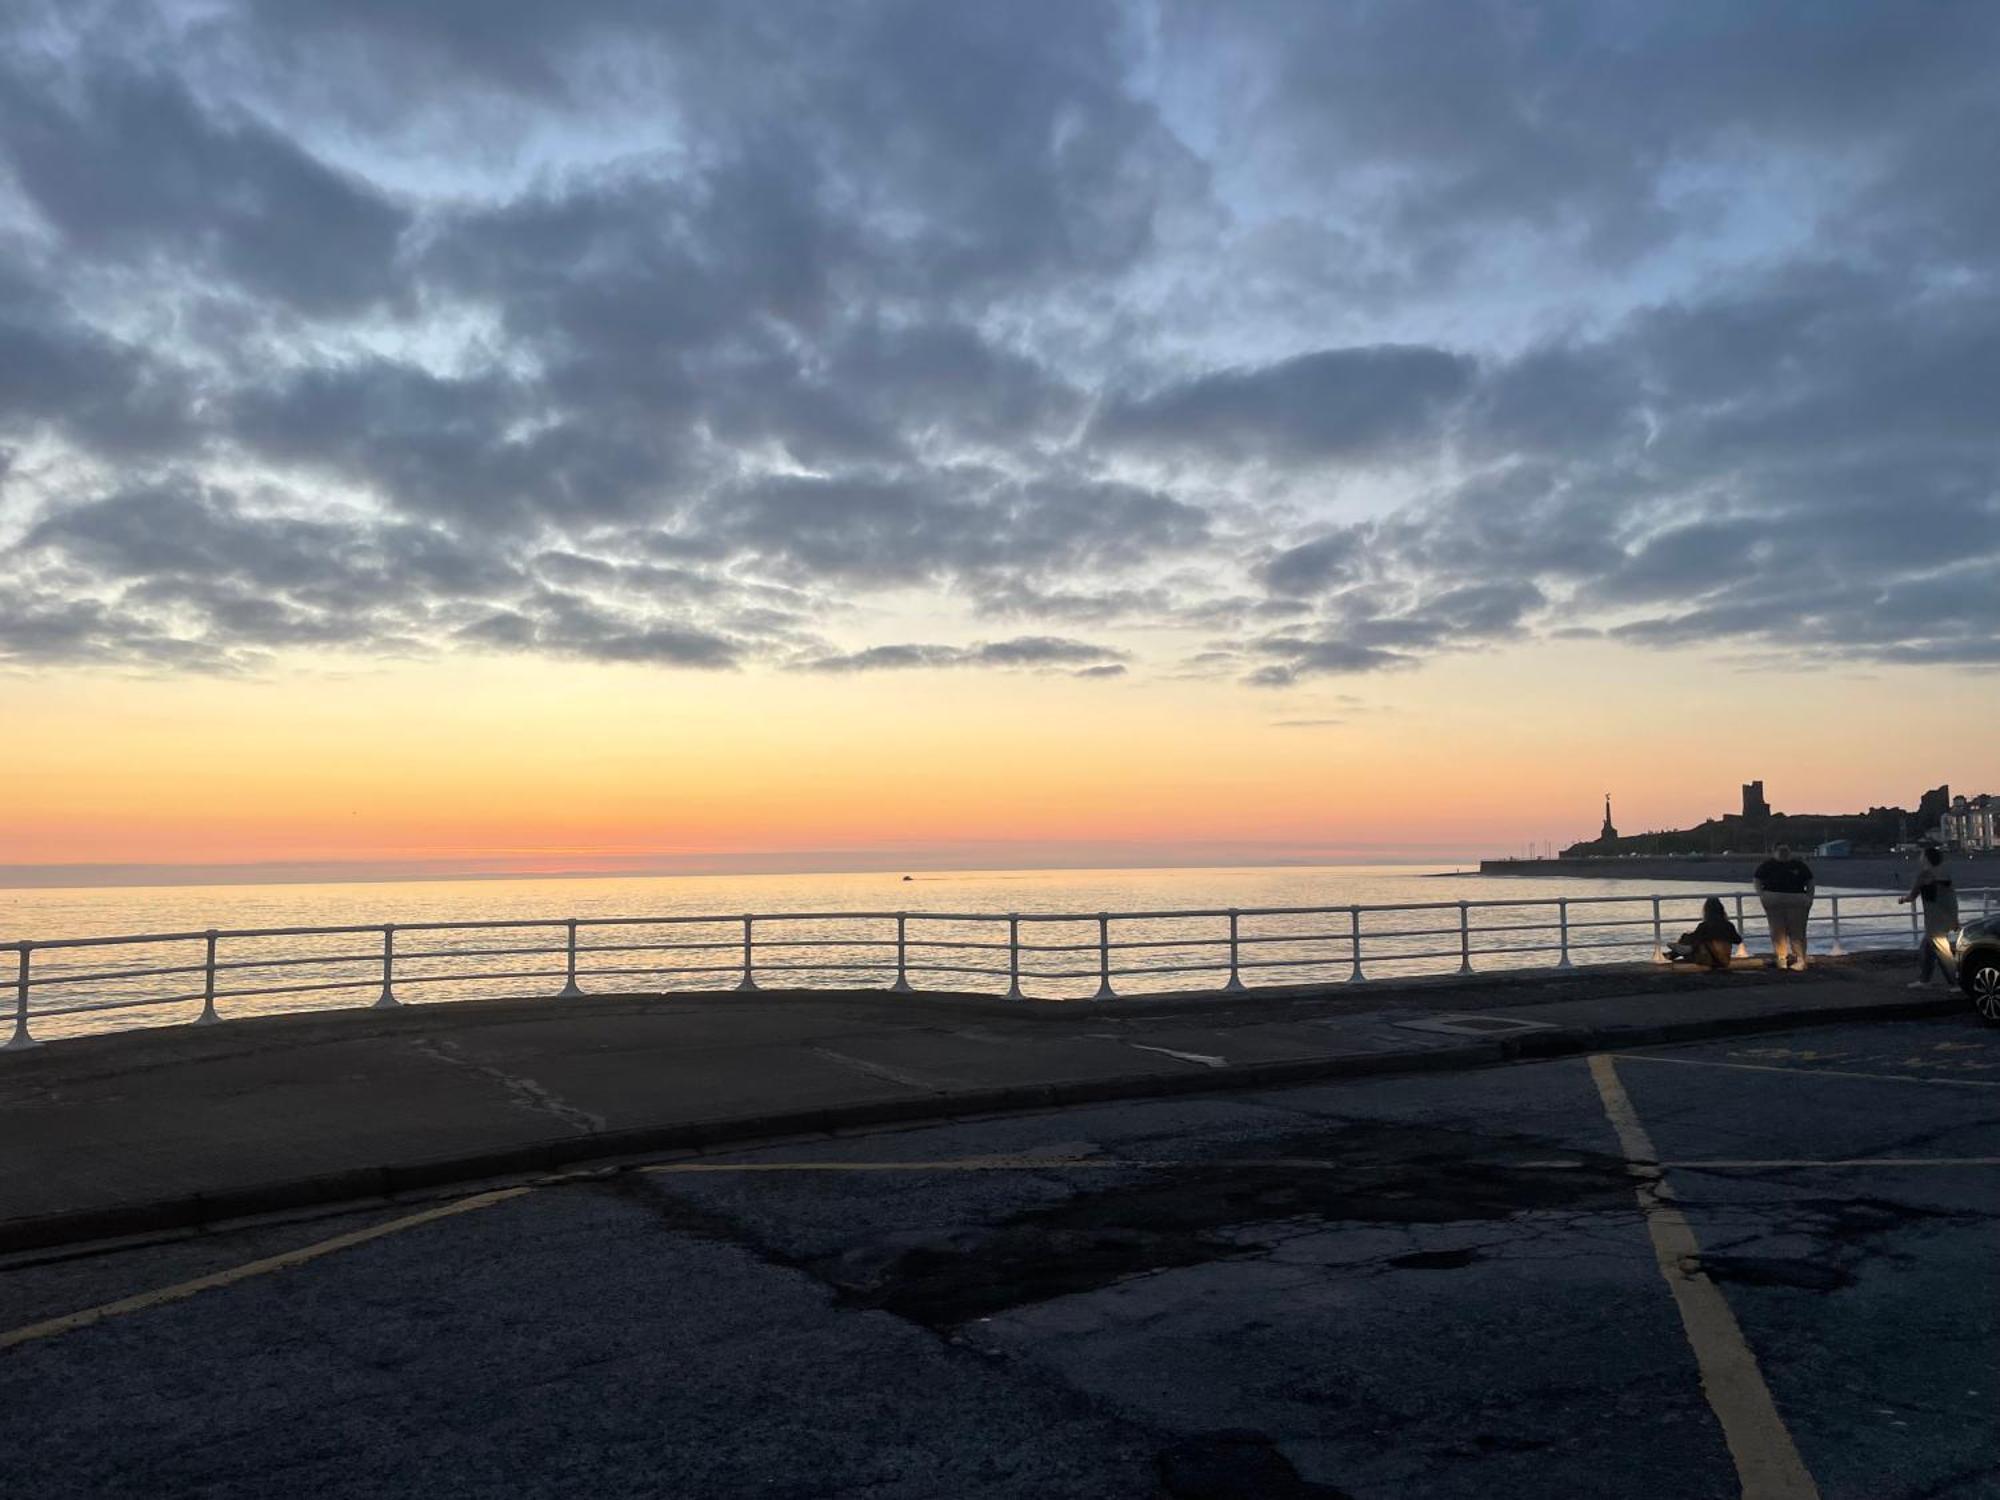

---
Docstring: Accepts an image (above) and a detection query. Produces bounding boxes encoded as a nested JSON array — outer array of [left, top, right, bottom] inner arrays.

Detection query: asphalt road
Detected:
[[2, 1016, 1995, 1499]]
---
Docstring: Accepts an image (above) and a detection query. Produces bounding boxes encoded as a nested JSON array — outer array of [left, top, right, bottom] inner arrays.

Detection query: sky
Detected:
[[1, 1, 1996, 883]]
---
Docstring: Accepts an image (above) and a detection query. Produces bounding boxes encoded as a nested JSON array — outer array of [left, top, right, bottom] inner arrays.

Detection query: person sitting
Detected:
[[1665, 897, 1741, 970]]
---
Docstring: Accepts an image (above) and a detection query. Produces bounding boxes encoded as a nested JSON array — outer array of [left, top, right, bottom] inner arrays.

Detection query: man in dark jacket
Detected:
[[1753, 843, 1816, 970]]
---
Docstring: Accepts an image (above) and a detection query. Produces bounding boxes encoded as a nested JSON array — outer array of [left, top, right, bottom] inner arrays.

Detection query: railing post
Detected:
[[1827, 895, 1845, 957], [891, 913, 912, 993], [1732, 894, 1751, 958], [4, 944, 36, 1051], [1094, 914, 1114, 999], [1224, 910, 1246, 992], [735, 915, 758, 992], [557, 919, 583, 998], [1457, 902, 1473, 975], [373, 925, 401, 1009], [1348, 906, 1365, 983], [1909, 898, 1922, 946], [1556, 900, 1573, 969], [195, 931, 221, 1024], [1650, 897, 1667, 963], [1007, 915, 1022, 999]]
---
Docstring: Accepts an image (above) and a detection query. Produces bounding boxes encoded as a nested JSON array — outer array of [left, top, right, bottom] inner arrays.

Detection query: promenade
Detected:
[[0, 953, 1954, 1254]]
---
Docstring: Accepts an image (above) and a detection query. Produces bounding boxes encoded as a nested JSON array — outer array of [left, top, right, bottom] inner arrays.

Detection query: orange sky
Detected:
[[7, 637, 1991, 882]]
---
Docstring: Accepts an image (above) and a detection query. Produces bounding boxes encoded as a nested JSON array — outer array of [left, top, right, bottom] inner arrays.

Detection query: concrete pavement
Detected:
[[0, 954, 1966, 1253], [3, 1016, 1994, 1498]]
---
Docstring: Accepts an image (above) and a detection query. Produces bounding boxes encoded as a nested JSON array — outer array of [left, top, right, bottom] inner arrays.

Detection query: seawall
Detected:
[[1478, 853, 2000, 891]]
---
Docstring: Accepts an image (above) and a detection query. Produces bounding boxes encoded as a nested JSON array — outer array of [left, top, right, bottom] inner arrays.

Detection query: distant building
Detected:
[[1741, 780, 1770, 820], [1599, 795, 1617, 842], [1943, 794, 1997, 851], [1816, 839, 1851, 858], [1917, 784, 1951, 840]]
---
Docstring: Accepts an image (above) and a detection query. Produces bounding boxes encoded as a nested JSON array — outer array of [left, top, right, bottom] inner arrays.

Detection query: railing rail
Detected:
[[6, 887, 1993, 1049]]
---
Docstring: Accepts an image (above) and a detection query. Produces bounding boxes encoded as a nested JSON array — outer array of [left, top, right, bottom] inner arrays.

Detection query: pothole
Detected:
[[1385, 1247, 1483, 1271], [809, 1120, 1633, 1326], [1157, 1430, 1354, 1500]]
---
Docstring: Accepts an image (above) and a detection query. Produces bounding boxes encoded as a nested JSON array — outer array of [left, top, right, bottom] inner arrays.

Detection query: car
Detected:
[[1956, 914, 2000, 1023]]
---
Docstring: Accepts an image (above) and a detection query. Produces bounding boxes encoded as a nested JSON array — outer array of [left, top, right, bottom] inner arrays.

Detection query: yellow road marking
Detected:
[[1589, 1054, 1821, 1500], [1611, 1053, 2000, 1088], [0, 1187, 529, 1352]]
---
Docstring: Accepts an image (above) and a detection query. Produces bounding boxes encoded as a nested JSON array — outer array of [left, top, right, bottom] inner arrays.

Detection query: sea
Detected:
[[1, 863, 1926, 1040]]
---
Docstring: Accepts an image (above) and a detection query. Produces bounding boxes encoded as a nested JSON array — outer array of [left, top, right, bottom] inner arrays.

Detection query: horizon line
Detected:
[[0, 843, 1492, 892]]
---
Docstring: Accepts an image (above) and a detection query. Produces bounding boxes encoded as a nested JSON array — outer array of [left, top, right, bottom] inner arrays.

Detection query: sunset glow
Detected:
[[8, 640, 1990, 882]]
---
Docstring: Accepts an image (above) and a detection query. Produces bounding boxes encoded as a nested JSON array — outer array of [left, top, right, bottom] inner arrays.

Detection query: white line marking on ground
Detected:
[[1588, 1054, 1821, 1500], [808, 1046, 957, 1092], [1610, 1052, 2000, 1088], [0, 1188, 530, 1352], [1662, 1157, 2000, 1170], [1125, 1043, 1228, 1069], [643, 1157, 1126, 1174]]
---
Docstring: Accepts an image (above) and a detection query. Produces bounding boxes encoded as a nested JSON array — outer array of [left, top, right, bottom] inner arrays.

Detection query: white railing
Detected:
[[6, 888, 1992, 1049]]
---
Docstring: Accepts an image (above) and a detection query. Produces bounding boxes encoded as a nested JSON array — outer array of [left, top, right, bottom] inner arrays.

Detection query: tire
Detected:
[[1965, 957, 2000, 1025]]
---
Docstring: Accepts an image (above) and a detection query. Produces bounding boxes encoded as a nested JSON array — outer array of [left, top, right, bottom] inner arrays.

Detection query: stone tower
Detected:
[[1600, 795, 1617, 842], [1742, 780, 1771, 820]]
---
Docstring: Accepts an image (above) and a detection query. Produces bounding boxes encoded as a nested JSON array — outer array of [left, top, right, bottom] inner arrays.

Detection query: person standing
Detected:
[[1752, 842, 1816, 970], [1897, 845, 1959, 989]]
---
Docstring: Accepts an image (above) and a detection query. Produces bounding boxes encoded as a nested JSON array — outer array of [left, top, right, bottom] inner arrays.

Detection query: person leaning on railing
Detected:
[[1897, 844, 1959, 990], [1753, 843, 1816, 971], [1664, 897, 1741, 970]]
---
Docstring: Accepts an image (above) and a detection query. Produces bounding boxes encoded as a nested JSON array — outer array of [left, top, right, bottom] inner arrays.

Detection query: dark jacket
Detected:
[[1754, 857, 1814, 895], [1677, 912, 1741, 968]]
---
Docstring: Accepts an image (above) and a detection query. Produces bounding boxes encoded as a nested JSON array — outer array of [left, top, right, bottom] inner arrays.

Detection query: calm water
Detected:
[[1, 864, 1925, 1040]]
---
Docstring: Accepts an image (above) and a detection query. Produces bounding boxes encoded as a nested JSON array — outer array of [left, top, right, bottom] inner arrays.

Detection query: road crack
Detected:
[[407, 1036, 604, 1133]]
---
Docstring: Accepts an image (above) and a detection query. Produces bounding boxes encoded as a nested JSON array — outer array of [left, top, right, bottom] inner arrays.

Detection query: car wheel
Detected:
[[1965, 958, 2000, 1025]]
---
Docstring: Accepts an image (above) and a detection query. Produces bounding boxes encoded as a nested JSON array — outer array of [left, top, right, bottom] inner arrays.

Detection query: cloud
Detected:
[[801, 636, 1128, 674], [1163, 1, 2000, 276], [682, 474, 1210, 589], [2, 481, 801, 672], [1094, 346, 1474, 464], [0, 62, 407, 316], [1, 1, 1997, 681], [1243, 638, 1412, 688], [1259, 527, 1369, 598], [0, 267, 197, 457]]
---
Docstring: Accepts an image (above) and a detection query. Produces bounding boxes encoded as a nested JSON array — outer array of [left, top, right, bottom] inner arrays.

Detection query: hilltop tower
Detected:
[[1742, 780, 1771, 820], [1600, 794, 1617, 842]]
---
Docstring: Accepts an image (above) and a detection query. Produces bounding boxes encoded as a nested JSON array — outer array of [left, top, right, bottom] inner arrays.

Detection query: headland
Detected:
[[1485, 779, 1998, 886]]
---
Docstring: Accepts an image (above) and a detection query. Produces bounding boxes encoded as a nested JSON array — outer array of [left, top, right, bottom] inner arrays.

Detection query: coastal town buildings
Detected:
[[1565, 781, 1961, 858], [1943, 794, 1998, 851]]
